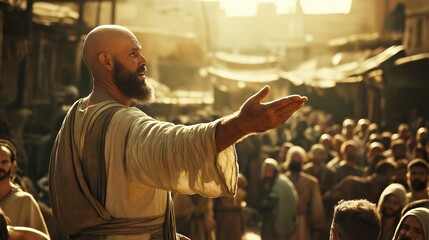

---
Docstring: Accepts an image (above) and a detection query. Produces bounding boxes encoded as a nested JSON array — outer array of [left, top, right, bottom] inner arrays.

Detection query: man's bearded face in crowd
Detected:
[[382, 194, 402, 218], [409, 167, 428, 192], [113, 57, 154, 105], [0, 147, 13, 181]]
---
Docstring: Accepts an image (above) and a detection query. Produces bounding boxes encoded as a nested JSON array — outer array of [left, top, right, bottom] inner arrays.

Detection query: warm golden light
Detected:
[[220, 0, 352, 16]]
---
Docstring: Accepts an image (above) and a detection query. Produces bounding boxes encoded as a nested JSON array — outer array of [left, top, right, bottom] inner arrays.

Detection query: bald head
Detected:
[[80, 25, 152, 105], [83, 25, 139, 74]]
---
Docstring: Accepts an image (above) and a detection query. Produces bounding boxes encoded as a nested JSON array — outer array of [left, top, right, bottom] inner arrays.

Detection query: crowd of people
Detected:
[[168, 106, 429, 240], [0, 25, 428, 240]]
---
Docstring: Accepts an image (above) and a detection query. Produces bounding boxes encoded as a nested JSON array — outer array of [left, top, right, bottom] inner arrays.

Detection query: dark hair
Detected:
[[0, 139, 17, 163], [0, 208, 9, 240], [401, 199, 429, 216], [408, 158, 429, 173], [374, 161, 396, 175], [332, 199, 381, 240]]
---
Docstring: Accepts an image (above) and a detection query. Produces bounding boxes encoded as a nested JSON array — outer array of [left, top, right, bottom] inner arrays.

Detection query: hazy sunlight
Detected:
[[220, 0, 353, 16]]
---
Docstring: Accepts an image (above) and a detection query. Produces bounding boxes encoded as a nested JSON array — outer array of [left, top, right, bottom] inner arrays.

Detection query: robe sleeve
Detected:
[[109, 107, 238, 198]]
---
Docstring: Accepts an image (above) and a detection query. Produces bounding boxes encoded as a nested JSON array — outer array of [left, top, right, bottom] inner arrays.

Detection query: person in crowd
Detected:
[[364, 142, 386, 176], [303, 143, 336, 195], [416, 127, 428, 150], [324, 161, 396, 216], [318, 133, 337, 163], [406, 159, 429, 203], [173, 194, 216, 240], [397, 123, 412, 144], [291, 120, 314, 152], [329, 199, 381, 240], [392, 207, 429, 240], [394, 159, 410, 190], [0, 207, 50, 240], [257, 158, 298, 240], [214, 173, 247, 240], [413, 145, 428, 161], [386, 139, 409, 162], [48, 25, 308, 239], [0, 139, 49, 236], [326, 134, 346, 170], [333, 140, 364, 183], [355, 118, 371, 143], [284, 146, 326, 240], [377, 183, 407, 240], [402, 199, 429, 216], [381, 131, 393, 157]]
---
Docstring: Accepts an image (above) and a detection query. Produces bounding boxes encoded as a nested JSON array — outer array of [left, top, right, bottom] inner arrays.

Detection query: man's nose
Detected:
[[138, 53, 148, 65]]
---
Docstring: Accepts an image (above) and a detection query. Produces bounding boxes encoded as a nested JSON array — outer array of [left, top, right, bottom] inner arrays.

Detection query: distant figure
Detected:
[[329, 199, 381, 240], [0, 139, 49, 236], [377, 183, 407, 240], [406, 159, 429, 203], [0, 207, 49, 240], [392, 207, 429, 240], [303, 144, 336, 195], [284, 146, 326, 240], [214, 173, 247, 240], [257, 158, 298, 240]]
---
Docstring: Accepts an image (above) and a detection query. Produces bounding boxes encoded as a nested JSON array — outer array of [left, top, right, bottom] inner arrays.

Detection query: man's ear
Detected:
[[98, 53, 113, 70]]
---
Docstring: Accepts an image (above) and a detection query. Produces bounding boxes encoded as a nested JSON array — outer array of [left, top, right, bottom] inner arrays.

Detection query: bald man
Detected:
[[49, 25, 307, 240]]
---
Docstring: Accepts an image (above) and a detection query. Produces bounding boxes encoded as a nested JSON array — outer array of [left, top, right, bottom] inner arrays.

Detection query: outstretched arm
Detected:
[[215, 85, 307, 152]]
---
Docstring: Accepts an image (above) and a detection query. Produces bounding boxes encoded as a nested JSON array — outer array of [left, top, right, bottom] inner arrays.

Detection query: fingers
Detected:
[[246, 85, 270, 105], [271, 95, 308, 112]]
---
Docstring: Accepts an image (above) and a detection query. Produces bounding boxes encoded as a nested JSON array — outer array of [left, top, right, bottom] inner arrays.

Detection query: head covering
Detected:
[[261, 158, 280, 178], [408, 158, 429, 173], [377, 183, 407, 214], [392, 207, 429, 240], [0, 139, 17, 162]]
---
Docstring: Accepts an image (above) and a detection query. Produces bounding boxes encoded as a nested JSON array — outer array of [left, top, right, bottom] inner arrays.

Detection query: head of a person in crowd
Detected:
[[261, 158, 280, 181], [340, 140, 358, 164], [319, 133, 333, 152], [398, 123, 411, 142], [393, 207, 429, 240], [367, 142, 384, 164], [374, 160, 396, 182], [330, 199, 381, 240], [377, 183, 407, 220], [381, 131, 393, 152], [284, 145, 307, 174], [333, 134, 346, 156], [356, 118, 370, 135], [308, 143, 328, 165], [277, 142, 294, 164], [416, 127, 428, 146], [394, 159, 409, 189], [407, 159, 429, 193], [368, 122, 379, 135], [368, 133, 382, 145], [402, 199, 429, 217], [82, 25, 154, 106], [413, 144, 428, 161], [391, 139, 407, 161], [341, 118, 356, 140], [0, 139, 17, 183]]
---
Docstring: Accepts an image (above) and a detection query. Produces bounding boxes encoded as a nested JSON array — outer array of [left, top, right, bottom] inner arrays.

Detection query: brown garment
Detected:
[[324, 175, 391, 204], [49, 100, 175, 239]]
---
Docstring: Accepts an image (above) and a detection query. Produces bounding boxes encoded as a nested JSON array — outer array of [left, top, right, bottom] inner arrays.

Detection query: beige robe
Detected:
[[287, 172, 326, 240], [52, 100, 238, 239], [1, 187, 49, 236]]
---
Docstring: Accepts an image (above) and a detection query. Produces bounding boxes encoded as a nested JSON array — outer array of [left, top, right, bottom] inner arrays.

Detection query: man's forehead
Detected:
[[0, 146, 11, 155]]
